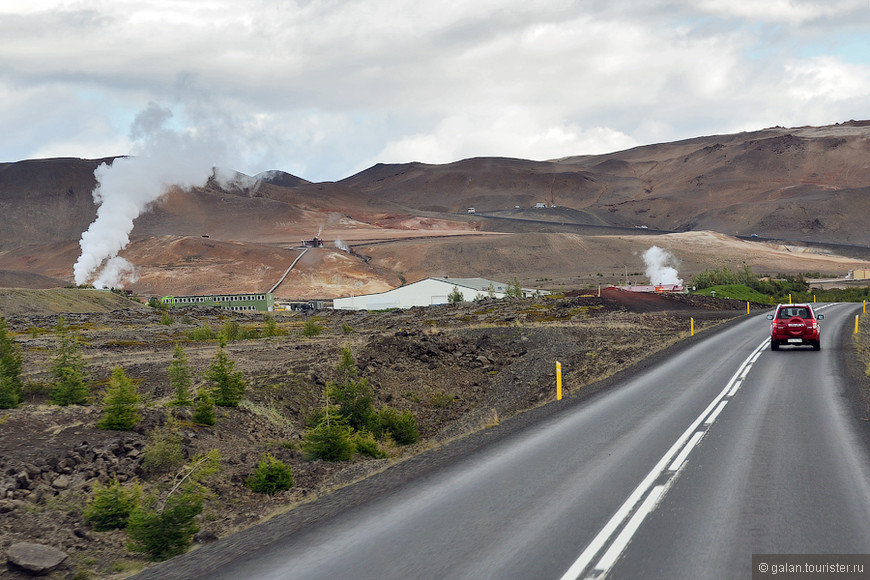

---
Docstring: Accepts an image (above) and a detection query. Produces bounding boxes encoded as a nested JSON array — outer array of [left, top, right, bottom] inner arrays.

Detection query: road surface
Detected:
[[136, 302, 870, 579]]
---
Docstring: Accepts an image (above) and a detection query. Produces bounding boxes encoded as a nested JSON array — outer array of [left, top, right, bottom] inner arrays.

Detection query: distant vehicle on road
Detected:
[[768, 303, 823, 351], [751, 233, 759, 238]]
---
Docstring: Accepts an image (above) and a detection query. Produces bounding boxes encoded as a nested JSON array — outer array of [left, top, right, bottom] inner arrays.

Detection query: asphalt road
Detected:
[[136, 303, 870, 580]]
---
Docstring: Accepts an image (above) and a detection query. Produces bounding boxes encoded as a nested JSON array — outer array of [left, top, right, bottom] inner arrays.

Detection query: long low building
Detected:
[[161, 292, 275, 312], [333, 277, 546, 310]]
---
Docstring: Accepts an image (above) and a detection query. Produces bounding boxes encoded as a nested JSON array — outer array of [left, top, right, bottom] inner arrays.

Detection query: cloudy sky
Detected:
[[3, 0, 870, 182]]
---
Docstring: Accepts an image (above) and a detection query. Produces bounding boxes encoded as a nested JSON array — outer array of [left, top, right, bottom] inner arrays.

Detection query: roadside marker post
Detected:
[[746, 301, 750, 315], [864, 300, 866, 314], [690, 318, 695, 336], [789, 293, 792, 304], [856, 315, 860, 335], [556, 362, 563, 401]]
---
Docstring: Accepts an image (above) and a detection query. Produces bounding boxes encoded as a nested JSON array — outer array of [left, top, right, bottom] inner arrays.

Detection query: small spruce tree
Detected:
[[192, 388, 216, 426], [302, 419, 355, 461], [448, 285, 464, 303], [168, 345, 193, 406], [0, 316, 23, 409], [49, 317, 90, 405], [84, 478, 142, 531], [245, 453, 294, 494], [127, 450, 220, 560], [206, 338, 246, 407], [97, 367, 141, 430]]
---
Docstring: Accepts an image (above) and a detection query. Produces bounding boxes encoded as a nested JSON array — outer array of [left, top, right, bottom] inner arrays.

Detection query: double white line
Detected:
[[559, 338, 769, 580]]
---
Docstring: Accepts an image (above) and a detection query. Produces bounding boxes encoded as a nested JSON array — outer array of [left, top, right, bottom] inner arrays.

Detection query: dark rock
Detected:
[[194, 530, 219, 544], [6, 542, 68, 575]]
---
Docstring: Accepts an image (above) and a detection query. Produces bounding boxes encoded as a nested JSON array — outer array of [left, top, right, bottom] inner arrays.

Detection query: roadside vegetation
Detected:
[[691, 266, 870, 303]]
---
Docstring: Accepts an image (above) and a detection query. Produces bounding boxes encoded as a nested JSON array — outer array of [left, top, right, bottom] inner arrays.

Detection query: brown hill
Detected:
[[338, 123, 870, 245], [3, 121, 870, 298]]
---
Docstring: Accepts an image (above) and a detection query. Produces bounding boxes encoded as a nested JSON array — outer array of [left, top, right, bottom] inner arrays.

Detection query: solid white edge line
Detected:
[[667, 431, 704, 472], [558, 338, 768, 580]]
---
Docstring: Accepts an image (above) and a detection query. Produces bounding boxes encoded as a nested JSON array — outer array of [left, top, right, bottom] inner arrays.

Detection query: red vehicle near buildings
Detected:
[[767, 304, 823, 351]]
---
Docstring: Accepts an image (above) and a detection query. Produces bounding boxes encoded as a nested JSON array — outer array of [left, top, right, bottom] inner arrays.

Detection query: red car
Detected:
[[767, 304, 823, 351]]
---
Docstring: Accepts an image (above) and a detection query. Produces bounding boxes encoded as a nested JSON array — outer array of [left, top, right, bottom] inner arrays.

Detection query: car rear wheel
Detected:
[[771, 339, 780, 351], [813, 340, 821, 351]]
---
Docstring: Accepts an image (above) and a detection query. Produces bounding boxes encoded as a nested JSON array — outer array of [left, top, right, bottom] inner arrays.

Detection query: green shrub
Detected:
[[126, 451, 219, 560], [354, 431, 387, 459], [220, 321, 241, 341], [301, 319, 323, 337], [142, 417, 185, 475], [83, 479, 142, 531], [430, 392, 455, 408], [168, 345, 193, 406], [187, 323, 216, 341], [448, 285, 464, 303], [0, 316, 23, 409], [126, 489, 203, 561], [191, 388, 216, 426], [97, 367, 141, 431], [262, 315, 285, 337], [302, 420, 355, 461], [245, 453, 294, 494], [327, 377, 376, 432], [378, 407, 419, 445], [49, 317, 90, 406], [207, 339, 246, 407], [0, 374, 20, 409], [159, 311, 173, 326]]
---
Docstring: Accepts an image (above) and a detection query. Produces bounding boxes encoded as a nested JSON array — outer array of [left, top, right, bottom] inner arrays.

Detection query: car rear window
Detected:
[[778, 307, 810, 319]]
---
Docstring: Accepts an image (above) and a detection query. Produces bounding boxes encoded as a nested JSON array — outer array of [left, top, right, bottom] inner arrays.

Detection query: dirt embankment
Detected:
[[0, 291, 747, 579]]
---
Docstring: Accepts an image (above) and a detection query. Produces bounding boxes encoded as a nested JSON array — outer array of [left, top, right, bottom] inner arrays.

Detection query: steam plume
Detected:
[[73, 99, 262, 288], [643, 246, 682, 286]]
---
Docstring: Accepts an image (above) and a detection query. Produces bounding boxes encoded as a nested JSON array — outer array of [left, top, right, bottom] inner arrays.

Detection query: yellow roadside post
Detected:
[[788, 293, 792, 304], [556, 361, 562, 401], [598, 285, 601, 298], [813, 295, 816, 303], [864, 300, 866, 314], [856, 315, 860, 335], [691, 318, 695, 336], [746, 301, 750, 315]]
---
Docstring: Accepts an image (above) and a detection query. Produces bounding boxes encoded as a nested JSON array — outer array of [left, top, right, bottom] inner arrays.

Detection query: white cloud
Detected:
[[2, 0, 870, 181]]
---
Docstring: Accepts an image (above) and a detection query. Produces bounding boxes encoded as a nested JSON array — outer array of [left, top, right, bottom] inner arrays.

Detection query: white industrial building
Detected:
[[333, 277, 547, 310]]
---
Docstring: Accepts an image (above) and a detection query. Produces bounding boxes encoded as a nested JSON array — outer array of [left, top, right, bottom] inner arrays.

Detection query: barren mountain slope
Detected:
[[337, 122, 870, 245], [3, 121, 870, 296], [358, 231, 870, 289]]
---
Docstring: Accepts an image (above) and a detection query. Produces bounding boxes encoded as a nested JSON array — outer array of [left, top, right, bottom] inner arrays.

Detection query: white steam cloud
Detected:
[[73, 97, 274, 288], [643, 246, 682, 286], [334, 239, 349, 252]]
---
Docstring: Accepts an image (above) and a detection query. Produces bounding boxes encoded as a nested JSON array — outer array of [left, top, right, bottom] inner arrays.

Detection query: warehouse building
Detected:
[[161, 292, 275, 312], [333, 277, 546, 310]]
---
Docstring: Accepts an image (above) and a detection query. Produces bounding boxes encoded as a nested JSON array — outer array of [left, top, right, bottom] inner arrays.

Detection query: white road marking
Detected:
[[704, 401, 728, 425], [559, 337, 770, 580], [591, 485, 666, 574], [667, 431, 704, 472]]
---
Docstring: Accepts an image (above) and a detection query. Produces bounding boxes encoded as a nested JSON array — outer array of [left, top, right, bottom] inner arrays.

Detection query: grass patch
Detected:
[[693, 284, 770, 302]]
